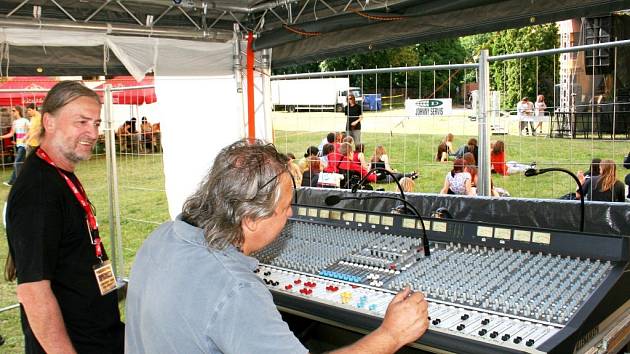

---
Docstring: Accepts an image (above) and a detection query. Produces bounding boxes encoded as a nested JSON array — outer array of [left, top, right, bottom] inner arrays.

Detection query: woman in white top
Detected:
[[533, 94, 547, 136], [440, 158, 474, 195]]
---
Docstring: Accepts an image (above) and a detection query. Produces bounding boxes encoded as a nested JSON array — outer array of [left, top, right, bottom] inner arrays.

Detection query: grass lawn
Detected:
[[1, 132, 629, 351]]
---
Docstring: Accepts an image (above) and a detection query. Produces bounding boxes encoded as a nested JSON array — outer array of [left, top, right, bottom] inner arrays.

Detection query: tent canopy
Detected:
[[1, 0, 628, 74], [0, 76, 59, 107], [96, 76, 157, 105]]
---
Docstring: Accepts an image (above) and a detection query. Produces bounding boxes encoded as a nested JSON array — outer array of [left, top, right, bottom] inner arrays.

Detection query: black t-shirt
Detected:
[[345, 104, 362, 131], [7, 153, 124, 354], [625, 173, 630, 198], [582, 175, 626, 202]]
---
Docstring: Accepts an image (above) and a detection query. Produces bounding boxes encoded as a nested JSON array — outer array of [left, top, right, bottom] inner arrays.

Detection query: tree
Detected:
[[482, 24, 559, 109], [319, 39, 467, 100]]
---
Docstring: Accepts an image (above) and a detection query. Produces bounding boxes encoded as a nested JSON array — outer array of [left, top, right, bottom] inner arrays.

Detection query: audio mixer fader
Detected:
[[252, 205, 630, 354]]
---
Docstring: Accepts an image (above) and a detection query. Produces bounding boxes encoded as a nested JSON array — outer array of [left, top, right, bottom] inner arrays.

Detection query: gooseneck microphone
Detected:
[[325, 194, 431, 257], [524, 167, 584, 232], [351, 167, 406, 201]]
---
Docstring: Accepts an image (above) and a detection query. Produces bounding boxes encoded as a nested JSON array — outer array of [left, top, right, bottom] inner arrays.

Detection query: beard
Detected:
[[52, 135, 94, 164]]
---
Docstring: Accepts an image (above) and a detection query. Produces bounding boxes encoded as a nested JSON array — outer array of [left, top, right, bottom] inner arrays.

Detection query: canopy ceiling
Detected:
[[0, 0, 629, 74]]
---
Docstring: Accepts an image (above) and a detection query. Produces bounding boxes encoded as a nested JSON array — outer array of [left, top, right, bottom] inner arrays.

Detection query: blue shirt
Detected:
[[125, 217, 308, 354]]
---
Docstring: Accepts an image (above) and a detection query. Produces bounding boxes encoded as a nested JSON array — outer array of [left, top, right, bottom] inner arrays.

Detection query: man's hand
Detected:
[[378, 287, 429, 348], [329, 286, 429, 354]]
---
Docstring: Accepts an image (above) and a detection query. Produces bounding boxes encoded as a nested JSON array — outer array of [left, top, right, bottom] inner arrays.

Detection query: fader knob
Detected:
[[526, 339, 535, 347], [513, 337, 523, 344]]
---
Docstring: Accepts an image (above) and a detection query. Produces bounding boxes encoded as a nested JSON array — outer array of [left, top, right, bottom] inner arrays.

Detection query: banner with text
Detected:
[[405, 99, 452, 117]]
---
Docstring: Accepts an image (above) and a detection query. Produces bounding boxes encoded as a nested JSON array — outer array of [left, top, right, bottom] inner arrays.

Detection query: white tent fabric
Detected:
[[155, 76, 244, 218], [1, 27, 274, 219], [0, 28, 234, 81]]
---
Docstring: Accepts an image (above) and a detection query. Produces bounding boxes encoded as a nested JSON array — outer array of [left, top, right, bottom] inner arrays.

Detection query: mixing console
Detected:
[[252, 205, 630, 354]]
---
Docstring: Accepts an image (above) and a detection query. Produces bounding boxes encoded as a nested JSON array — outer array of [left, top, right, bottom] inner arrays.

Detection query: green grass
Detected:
[[1, 132, 629, 351]]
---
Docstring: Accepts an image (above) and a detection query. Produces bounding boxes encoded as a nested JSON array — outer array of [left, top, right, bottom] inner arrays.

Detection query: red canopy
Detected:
[[0, 76, 59, 107], [96, 76, 156, 105]]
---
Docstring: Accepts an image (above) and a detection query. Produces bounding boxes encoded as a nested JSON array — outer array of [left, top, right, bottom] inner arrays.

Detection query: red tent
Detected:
[[0, 76, 59, 107], [96, 76, 156, 105]]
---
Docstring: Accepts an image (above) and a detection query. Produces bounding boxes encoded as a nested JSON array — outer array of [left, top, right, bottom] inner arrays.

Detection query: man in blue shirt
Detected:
[[125, 140, 428, 354]]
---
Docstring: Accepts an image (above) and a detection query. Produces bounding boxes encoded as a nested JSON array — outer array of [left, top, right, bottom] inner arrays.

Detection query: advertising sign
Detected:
[[405, 98, 452, 117]]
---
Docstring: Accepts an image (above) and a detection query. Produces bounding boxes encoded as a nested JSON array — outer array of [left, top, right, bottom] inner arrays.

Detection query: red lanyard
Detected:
[[36, 149, 103, 260]]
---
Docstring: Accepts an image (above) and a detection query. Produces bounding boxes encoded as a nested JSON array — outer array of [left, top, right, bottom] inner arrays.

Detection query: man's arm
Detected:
[[0, 126, 15, 139], [17, 280, 77, 354], [329, 287, 429, 354], [351, 114, 363, 126]]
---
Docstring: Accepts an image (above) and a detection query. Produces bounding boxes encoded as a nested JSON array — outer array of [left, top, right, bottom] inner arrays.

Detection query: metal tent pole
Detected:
[[104, 84, 125, 283], [477, 49, 491, 197]]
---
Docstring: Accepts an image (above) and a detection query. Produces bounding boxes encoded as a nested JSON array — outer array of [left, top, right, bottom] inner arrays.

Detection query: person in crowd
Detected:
[[287, 156, 302, 187], [318, 132, 335, 155], [302, 155, 321, 187], [343, 135, 355, 149], [463, 152, 478, 188], [370, 144, 418, 183], [286, 152, 296, 160], [392, 177, 417, 214], [533, 95, 547, 136], [578, 159, 625, 202], [517, 97, 534, 136], [25, 103, 42, 156], [436, 142, 449, 162], [320, 143, 334, 169], [454, 138, 478, 163], [5, 81, 125, 353], [398, 176, 415, 194], [116, 120, 133, 153], [345, 94, 363, 144], [0, 106, 29, 186], [323, 142, 345, 173], [442, 133, 455, 156], [140, 116, 153, 152], [298, 146, 319, 173], [353, 143, 370, 170], [440, 158, 474, 196], [338, 142, 377, 185], [490, 140, 533, 175], [334, 131, 345, 152], [125, 140, 429, 353], [577, 158, 602, 187]]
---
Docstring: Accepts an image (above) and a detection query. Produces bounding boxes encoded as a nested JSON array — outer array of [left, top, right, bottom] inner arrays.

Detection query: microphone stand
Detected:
[[524, 167, 584, 232], [326, 195, 430, 257]]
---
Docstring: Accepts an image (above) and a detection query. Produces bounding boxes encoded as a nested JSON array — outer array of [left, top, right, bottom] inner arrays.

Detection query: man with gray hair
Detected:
[[6, 81, 124, 353], [125, 139, 428, 354]]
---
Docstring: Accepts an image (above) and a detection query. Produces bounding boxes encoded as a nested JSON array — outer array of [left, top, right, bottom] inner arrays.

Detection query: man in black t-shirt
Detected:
[[6, 81, 124, 353], [345, 94, 363, 144]]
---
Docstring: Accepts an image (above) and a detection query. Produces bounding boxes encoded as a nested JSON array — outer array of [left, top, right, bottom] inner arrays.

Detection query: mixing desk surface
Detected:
[[252, 205, 630, 354]]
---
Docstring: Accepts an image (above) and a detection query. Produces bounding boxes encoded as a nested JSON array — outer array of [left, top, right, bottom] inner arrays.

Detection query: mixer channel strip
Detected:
[[256, 265, 561, 353]]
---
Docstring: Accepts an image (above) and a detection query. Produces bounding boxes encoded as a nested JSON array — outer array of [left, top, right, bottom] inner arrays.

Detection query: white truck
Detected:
[[271, 78, 362, 112]]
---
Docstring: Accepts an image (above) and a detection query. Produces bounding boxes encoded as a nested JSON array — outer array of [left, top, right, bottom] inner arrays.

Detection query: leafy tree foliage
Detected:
[[270, 24, 559, 108], [471, 24, 559, 109], [319, 39, 468, 100]]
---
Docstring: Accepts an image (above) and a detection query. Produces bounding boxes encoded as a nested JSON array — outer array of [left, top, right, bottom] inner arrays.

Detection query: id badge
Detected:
[[93, 260, 117, 296]]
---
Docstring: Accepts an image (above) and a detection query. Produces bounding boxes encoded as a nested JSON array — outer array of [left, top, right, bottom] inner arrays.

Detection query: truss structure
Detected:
[[0, 0, 405, 41]]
